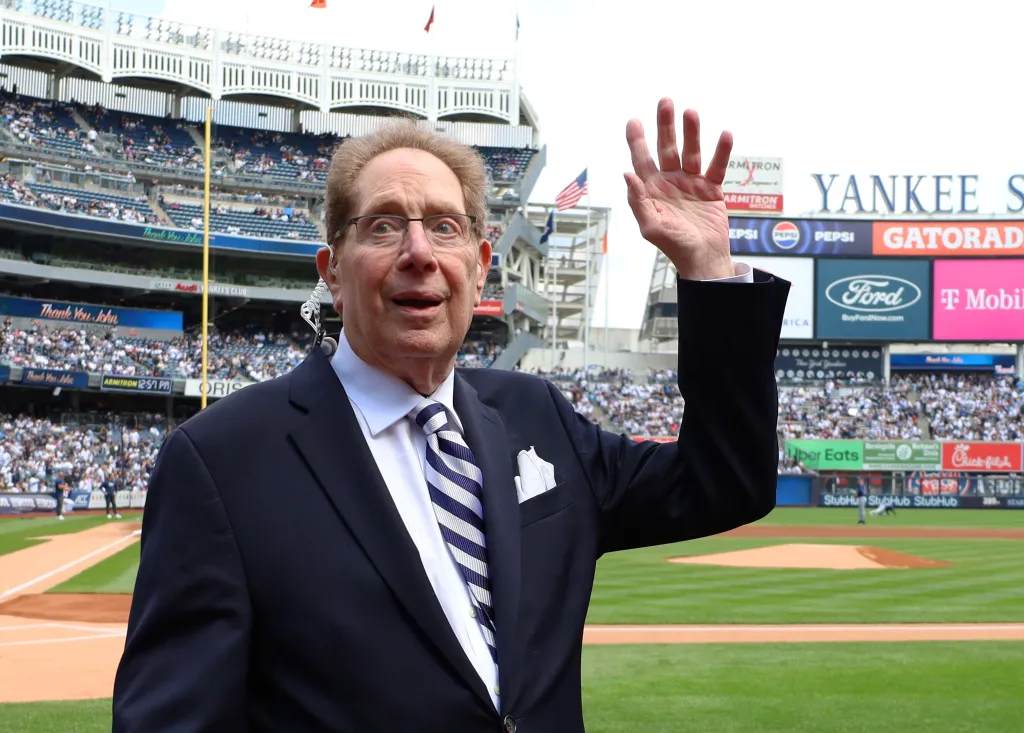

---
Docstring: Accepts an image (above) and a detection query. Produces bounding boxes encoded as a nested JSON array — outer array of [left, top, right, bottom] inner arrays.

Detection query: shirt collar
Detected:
[[329, 329, 460, 437]]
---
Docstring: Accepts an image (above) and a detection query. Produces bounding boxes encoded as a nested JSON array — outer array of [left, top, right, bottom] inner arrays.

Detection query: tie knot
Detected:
[[409, 399, 453, 436]]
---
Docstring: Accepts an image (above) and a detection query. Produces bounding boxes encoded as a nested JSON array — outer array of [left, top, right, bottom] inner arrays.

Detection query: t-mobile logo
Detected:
[[940, 289, 960, 310]]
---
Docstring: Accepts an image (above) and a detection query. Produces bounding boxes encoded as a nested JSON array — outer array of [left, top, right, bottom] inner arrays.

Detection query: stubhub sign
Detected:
[[729, 217, 872, 257]]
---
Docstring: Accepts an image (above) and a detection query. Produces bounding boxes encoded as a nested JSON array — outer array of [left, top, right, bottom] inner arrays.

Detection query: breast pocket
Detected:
[[519, 481, 574, 526]]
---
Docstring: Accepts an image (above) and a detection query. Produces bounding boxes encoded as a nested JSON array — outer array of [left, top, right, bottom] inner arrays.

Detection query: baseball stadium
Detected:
[[0, 2, 1022, 731]]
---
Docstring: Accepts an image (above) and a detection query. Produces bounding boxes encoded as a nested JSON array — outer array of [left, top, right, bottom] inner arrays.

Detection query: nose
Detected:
[[397, 220, 437, 271]]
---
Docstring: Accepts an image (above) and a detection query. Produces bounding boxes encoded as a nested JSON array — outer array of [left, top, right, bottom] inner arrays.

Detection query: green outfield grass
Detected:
[[587, 507, 1024, 625], [2, 642, 1020, 732], [758, 506, 1024, 529], [0, 513, 139, 557], [588, 535, 1024, 624], [580, 641, 1024, 733], [47, 542, 139, 595]]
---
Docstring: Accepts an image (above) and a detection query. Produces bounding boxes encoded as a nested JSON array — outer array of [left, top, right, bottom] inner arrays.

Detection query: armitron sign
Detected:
[[941, 442, 1022, 473]]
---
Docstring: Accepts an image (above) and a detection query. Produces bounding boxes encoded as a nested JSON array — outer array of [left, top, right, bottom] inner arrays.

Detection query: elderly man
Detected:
[[113, 99, 788, 732]]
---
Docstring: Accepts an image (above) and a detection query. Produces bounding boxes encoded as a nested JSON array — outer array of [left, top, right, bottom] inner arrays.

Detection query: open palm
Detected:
[[625, 99, 735, 280]]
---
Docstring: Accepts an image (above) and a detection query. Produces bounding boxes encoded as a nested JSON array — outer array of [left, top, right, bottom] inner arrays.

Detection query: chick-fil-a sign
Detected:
[[941, 442, 1022, 473], [933, 259, 1024, 341]]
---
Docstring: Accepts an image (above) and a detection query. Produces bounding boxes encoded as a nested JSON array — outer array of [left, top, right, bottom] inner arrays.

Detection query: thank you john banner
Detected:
[[0, 294, 183, 330], [19, 368, 89, 389]]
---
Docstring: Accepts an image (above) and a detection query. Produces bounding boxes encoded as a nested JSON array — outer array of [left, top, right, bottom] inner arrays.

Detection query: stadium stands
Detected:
[[0, 412, 165, 493], [215, 125, 339, 183], [0, 92, 95, 158], [0, 175, 158, 223], [82, 105, 203, 170], [161, 198, 320, 240]]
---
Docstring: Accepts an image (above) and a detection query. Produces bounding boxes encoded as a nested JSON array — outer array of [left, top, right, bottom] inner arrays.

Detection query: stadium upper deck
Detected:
[[0, 0, 554, 375]]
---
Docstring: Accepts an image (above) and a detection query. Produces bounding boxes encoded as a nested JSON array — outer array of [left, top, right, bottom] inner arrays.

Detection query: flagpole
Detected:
[[200, 105, 212, 410], [549, 208, 557, 368], [583, 189, 591, 371], [604, 223, 610, 357]]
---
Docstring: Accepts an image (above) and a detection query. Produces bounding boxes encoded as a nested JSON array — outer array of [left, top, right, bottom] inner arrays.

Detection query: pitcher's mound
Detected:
[[669, 543, 947, 570], [0, 593, 131, 623]]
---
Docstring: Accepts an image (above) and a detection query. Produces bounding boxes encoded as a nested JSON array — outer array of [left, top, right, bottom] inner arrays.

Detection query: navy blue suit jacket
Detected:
[[113, 272, 789, 732]]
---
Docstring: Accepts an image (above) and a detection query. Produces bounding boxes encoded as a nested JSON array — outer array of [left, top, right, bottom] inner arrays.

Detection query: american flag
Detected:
[[555, 169, 587, 211]]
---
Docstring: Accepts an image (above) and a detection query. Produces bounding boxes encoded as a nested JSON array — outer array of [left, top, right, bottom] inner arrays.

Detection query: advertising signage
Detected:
[[933, 259, 1024, 341], [815, 259, 930, 341], [941, 442, 1022, 473], [785, 439, 862, 471], [890, 353, 1017, 373], [873, 221, 1024, 257], [20, 368, 89, 389], [862, 441, 941, 471], [722, 157, 784, 213], [0, 295, 183, 331], [729, 217, 872, 257], [100, 375, 173, 395], [776, 346, 883, 382], [742, 257, 813, 338]]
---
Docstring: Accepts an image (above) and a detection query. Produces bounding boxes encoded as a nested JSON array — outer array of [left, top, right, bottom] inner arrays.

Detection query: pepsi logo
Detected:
[[771, 221, 800, 250]]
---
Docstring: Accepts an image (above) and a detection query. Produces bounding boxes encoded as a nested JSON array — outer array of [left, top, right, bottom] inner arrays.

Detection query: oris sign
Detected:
[[941, 442, 1022, 473], [816, 259, 930, 340]]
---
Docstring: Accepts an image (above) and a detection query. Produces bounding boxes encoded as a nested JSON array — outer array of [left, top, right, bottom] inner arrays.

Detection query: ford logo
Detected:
[[825, 275, 921, 312]]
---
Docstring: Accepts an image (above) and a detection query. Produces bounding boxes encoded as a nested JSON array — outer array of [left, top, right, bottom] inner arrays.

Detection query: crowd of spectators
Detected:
[[0, 175, 159, 223], [0, 322, 309, 382], [0, 412, 165, 494], [1, 322, 513, 380], [3, 353, 1024, 495], [456, 334, 505, 369], [531, 368, 1024, 444], [0, 91, 96, 156]]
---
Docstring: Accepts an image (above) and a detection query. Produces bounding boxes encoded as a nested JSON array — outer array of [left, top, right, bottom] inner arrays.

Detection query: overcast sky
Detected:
[[120, 0, 1024, 328]]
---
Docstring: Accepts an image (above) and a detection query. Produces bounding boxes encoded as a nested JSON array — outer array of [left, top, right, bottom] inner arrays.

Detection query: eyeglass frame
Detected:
[[333, 213, 479, 246]]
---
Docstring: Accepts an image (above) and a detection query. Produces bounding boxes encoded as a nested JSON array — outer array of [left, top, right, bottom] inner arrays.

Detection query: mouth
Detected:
[[391, 292, 445, 312]]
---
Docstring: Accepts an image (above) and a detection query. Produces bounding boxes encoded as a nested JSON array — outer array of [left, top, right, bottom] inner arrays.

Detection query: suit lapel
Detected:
[[286, 352, 494, 711], [453, 373, 523, 711]]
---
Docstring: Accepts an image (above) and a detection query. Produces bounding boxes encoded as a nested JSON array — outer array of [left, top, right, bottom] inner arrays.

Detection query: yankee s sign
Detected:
[[813, 173, 1024, 215]]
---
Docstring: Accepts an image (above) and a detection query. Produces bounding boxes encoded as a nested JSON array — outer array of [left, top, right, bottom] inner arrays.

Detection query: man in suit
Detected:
[[113, 98, 789, 732]]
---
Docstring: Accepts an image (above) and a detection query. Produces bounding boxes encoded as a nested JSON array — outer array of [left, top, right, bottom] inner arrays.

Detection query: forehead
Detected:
[[352, 147, 465, 213]]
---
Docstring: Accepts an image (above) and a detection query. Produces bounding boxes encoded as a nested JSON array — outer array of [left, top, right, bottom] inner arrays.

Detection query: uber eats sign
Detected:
[[785, 439, 863, 470]]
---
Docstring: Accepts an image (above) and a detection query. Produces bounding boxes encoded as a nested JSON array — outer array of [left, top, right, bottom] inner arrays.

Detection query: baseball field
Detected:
[[0, 507, 1020, 732]]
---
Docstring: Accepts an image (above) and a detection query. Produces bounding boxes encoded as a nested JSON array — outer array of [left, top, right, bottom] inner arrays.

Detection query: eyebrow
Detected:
[[357, 194, 466, 217]]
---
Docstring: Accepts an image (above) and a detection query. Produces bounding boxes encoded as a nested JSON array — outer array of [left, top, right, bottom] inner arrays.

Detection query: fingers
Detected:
[[656, 98, 681, 172], [623, 172, 653, 223], [680, 108, 701, 175], [626, 119, 658, 179], [705, 130, 734, 185]]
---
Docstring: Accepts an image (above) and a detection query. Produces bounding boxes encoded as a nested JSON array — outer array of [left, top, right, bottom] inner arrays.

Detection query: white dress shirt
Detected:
[[326, 262, 752, 710], [330, 331, 502, 709]]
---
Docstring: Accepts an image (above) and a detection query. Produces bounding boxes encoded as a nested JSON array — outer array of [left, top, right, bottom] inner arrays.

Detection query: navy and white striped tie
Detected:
[[409, 399, 497, 662]]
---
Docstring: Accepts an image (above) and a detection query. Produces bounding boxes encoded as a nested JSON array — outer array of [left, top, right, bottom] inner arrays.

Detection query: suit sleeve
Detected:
[[113, 427, 251, 732], [551, 270, 789, 554]]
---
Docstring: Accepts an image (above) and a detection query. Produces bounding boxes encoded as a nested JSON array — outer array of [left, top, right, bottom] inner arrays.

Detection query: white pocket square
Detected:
[[514, 447, 558, 504]]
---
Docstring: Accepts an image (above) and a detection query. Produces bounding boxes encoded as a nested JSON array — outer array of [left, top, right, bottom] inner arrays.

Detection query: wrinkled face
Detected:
[[320, 148, 490, 377]]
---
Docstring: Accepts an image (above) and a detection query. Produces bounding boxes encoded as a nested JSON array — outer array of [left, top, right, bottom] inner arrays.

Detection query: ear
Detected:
[[474, 238, 492, 306], [315, 246, 344, 314], [315, 245, 335, 284]]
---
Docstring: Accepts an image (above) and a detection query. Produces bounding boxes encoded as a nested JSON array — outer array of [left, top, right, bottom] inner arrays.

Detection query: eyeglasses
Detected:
[[342, 213, 477, 247]]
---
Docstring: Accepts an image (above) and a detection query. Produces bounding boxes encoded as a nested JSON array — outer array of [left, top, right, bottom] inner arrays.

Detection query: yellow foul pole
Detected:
[[201, 105, 212, 409]]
